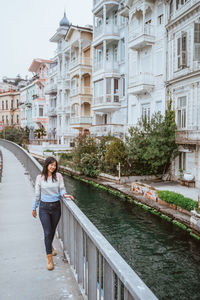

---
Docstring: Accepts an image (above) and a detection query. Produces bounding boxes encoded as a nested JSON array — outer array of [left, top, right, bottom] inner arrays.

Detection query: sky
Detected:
[[0, 0, 93, 80]]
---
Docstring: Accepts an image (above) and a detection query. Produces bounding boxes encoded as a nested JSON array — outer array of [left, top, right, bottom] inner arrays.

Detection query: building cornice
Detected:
[[166, 70, 200, 86], [166, 2, 200, 30]]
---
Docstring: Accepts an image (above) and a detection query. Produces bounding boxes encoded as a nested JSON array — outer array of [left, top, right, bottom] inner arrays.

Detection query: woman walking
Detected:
[[32, 156, 74, 270]]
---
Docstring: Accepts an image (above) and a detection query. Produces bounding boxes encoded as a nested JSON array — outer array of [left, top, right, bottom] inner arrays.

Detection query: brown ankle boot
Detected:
[[46, 254, 54, 270], [52, 245, 57, 256]]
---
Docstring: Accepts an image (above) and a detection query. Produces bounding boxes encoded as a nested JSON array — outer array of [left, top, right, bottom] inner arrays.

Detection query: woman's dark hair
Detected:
[[41, 156, 58, 182]]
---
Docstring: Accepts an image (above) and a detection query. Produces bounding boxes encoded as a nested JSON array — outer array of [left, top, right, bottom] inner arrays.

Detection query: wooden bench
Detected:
[[180, 179, 195, 188]]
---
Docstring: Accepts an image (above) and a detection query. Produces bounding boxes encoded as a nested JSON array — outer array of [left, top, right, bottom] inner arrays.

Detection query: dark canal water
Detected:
[[63, 175, 200, 300]]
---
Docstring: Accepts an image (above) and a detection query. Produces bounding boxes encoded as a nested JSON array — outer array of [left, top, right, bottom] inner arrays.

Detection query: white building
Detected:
[[124, 0, 168, 126], [91, 0, 129, 139], [166, 0, 200, 187], [20, 59, 50, 130], [49, 13, 93, 147]]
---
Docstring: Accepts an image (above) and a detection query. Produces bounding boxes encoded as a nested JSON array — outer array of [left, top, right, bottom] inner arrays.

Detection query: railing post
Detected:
[[88, 238, 97, 300], [104, 259, 114, 300], [76, 223, 84, 285]]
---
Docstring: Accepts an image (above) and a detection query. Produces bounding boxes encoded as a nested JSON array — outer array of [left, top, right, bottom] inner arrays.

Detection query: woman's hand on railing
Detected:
[[63, 194, 74, 201], [32, 210, 37, 218]]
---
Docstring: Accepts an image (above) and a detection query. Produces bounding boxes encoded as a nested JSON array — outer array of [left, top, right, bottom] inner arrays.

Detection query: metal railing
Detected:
[[0, 139, 158, 300]]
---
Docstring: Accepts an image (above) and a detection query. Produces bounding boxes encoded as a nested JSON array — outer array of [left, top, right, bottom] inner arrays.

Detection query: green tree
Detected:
[[0, 127, 29, 146], [72, 135, 99, 177], [104, 138, 127, 175], [126, 99, 178, 175]]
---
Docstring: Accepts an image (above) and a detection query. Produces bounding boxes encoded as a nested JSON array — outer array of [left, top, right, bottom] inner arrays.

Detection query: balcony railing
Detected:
[[70, 116, 92, 125], [129, 24, 155, 50], [176, 130, 200, 145], [94, 23, 120, 39], [129, 73, 155, 95], [82, 87, 92, 94], [70, 88, 80, 97], [47, 107, 57, 116], [93, 95, 120, 112], [90, 124, 124, 137], [45, 83, 57, 94], [94, 61, 103, 72]]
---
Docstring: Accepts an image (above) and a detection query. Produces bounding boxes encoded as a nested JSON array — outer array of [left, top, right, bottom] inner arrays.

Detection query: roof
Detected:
[[28, 58, 52, 73]]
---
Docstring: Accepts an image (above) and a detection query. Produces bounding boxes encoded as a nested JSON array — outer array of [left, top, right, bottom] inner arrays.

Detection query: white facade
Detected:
[[49, 14, 93, 147], [166, 0, 200, 187], [91, 0, 129, 139], [126, 0, 167, 126], [20, 83, 35, 129]]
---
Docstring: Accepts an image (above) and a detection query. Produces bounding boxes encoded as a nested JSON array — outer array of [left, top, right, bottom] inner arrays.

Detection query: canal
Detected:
[[64, 175, 200, 300]]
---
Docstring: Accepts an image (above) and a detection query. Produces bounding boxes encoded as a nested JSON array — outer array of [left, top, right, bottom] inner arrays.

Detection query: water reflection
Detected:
[[64, 175, 200, 300]]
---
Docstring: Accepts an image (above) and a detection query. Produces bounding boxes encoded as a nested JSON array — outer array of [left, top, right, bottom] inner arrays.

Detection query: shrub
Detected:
[[0, 127, 29, 146], [104, 138, 127, 175], [157, 190, 198, 211]]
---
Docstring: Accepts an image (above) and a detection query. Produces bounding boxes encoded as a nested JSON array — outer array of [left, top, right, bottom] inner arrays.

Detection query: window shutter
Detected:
[[181, 34, 187, 67], [194, 45, 200, 61], [177, 38, 181, 68], [194, 23, 200, 61]]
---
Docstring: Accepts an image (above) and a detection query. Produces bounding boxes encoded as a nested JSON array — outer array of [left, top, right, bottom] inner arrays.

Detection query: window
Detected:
[[121, 76, 125, 97], [177, 96, 186, 129], [177, 33, 187, 68], [2, 101, 4, 110], [194, 23, 200, 61], [17, 115, 19, 124], [114, 78, 119, 102], [11, 100, 13, 109], [2, 116, 4, 123], [142, 104, 151, 122], [114, 12, 118, 26], [103, 114, 107, 125], [176, 0, 189, 10], [106, 49, 110, 61], [114, 45, 118, 62], [11, 115, 13, 125], [39, 106, 43, 117], [156, 101, 162, 113], [158, 4, 163, 25], [17, 99, 19, 108], [6, 100, 8, 110], [121, 38, 125, 61], [6, 115, 8, 124], [106, 78, 111, 102], [94, 80, 103, 103], [179, 152, 186, 171]]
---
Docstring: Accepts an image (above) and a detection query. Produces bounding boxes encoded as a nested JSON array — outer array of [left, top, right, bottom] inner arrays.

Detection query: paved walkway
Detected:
[[143, 181, 200, 201], [0, 147, 83, 300]]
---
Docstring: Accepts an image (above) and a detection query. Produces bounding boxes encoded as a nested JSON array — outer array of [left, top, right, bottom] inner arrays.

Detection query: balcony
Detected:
[[129, 25, 155, 50], [90, 124, 124, 137], [129, 73, 155, 95], [70, 88, 80, 97], [47, 107, 57, 117], [45, 83, 57, 95], [70, 116, 92, 129], [176, 130, 200, 145], [92, 95, 120, 112], [93, 23, 120, 40], [82, 87, 92, 95], [94, 60, 119, 74]]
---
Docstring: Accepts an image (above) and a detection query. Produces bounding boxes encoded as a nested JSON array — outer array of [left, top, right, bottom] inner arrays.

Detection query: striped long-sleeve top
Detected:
[[32, 172, 66, 210]]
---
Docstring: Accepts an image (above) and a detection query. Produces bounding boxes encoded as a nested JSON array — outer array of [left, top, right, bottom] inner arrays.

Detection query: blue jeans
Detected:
[[39, 201, 61, 255]]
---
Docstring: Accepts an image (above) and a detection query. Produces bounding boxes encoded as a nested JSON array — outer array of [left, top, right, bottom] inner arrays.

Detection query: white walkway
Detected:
[[0, 147, 83, 300]]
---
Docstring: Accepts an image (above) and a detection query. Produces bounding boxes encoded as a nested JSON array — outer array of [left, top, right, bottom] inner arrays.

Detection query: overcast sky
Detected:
[[0, 0, 93, 80]]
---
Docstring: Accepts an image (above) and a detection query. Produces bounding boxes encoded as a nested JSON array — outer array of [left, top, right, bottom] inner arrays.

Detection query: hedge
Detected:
[[157, 190, 198, 211]]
